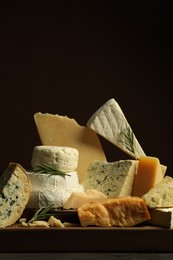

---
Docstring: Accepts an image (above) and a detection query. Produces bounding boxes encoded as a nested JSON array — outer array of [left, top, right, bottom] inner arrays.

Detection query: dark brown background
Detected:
[[0, 3, 173, 176]]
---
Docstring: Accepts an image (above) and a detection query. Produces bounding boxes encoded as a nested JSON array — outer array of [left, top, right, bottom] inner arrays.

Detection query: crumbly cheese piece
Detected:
[[77, 196, 150, 227], [27, 171, 84, 208], [0, 163, 32, 228], [132, 156, 164, 197], [148, 208, 173, 228], [81, 160, 137, 198], [34, 112, 107, 182], [48, 216, 65, 228], [31, 146, 79, 172], [142, 176, 173, 208], [63, 189, 107, 209], [87, 98, 145, 159]]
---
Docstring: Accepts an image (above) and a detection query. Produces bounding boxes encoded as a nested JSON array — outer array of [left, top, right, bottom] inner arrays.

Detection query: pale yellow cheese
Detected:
[[34, 112, 107, 182], [132, 156, 164, 197], [63, 189, 107, 209]]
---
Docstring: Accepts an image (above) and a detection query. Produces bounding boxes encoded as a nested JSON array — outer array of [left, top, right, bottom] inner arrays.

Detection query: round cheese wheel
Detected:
[[31, 146, 79, 172]]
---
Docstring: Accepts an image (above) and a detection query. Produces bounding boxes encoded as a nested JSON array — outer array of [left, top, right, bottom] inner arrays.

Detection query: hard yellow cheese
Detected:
[[132, 156, 164, 197], [34, 112, 107, 182]]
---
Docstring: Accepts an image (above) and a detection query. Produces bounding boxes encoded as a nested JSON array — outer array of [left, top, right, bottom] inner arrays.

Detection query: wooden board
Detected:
[[1, 224, 173, 253]]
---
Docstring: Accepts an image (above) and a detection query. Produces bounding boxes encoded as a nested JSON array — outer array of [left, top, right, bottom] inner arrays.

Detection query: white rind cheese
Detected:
[[142, 176, 173, 208], [27, 186, 84, 208], [0, 163, 32, 228], [87, 98, 145, 159], [81, 160, 137, 198], [26, 171, 84, 208], [148, 208, 173, 228], [31, 146, 79, 172]]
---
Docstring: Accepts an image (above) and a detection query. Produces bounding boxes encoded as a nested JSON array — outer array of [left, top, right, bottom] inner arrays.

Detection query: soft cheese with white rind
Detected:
[[148, 208, 173, 228], [142, 176, 173, 208], [0, 163, 32, 228], [27, 171, 81, 190], [82, 160, 137, 198], [31, 145, 79, 172], [26, 171, 84, 208], [27, 185, 84, 208], [87, 98, 145, 159]]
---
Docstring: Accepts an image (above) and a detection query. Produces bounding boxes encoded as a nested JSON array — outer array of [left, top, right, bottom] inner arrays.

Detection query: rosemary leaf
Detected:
[[119, 124, 135, 155], [27, 204, 55, 223], [31, 164, 70, 177]]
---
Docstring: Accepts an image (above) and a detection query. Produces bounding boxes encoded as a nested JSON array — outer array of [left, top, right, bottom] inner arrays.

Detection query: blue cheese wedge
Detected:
[[87, 98, 145, 159], [142, 176, 173, 208], [81, 160, 137, 198], [0, 163, 32, 228]]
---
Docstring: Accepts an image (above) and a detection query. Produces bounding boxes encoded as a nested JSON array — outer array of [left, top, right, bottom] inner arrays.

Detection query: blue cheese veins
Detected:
[[0, 163, 32, 228], [82, 160, 137, 198]]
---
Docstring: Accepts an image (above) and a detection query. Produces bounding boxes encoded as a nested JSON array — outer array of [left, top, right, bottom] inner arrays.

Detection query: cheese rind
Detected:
[[87, 98, 145, 159], [142, 176, 173, 208], [132, 156, 164, 197], [0, 163, 32, 228], [148, 208, 173, 228], [31, 146, 79, 172], [26, 171, 84, 208], [34, 112, 107, 182], [81, 160, 137, 198]]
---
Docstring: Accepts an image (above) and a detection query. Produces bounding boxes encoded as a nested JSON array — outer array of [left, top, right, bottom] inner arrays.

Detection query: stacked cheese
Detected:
[[26, 146, 84, 209]]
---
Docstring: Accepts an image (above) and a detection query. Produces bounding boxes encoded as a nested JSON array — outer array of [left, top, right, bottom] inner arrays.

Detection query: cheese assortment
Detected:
[[0, 163, 32, 228], [27, 145, 84, 208], [0, 97, 172, 229], [87, 98, 146, 159], [81, 160, 137, 198]]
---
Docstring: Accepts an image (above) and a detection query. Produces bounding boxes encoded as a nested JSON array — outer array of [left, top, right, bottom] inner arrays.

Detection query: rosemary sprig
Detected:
[[27, 204, 55, 223], [31, 164, 70, 177], [119, 124, 135, 155]]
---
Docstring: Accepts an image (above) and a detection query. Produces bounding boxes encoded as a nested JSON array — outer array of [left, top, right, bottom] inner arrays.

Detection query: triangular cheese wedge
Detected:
[[87, 98, 145, 159], [34, 112, 107, 182]]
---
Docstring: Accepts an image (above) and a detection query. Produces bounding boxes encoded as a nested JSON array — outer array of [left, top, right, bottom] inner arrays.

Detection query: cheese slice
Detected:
[[0, 163, 32, 228], [142, 176, 173, 208], [34, 112, 107, 182], [63, 189, 107, 209], [31, 146, 79, 172], [148, 208, 173, 228], [87, 98, 145, 159], [132, 156, 164, 197], [26, 171, 84, 208], [81, 160, 137, 198], [77, 196, 150, 227]]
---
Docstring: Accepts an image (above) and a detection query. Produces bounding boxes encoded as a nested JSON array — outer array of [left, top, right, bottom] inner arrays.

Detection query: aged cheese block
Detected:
[[132, 156, 164, 197], [148, 208, 173, 228], [26, 171, 84, 208], [31, 145, 79, 172], [87, 98, 146, 159], [0, 163, 32, 228], [81, 160, 137, 197], [34, 112, 107, 182], [142, 176, 173, 208], [77, 196, 150, 227], [63, 189, 107, 209]]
